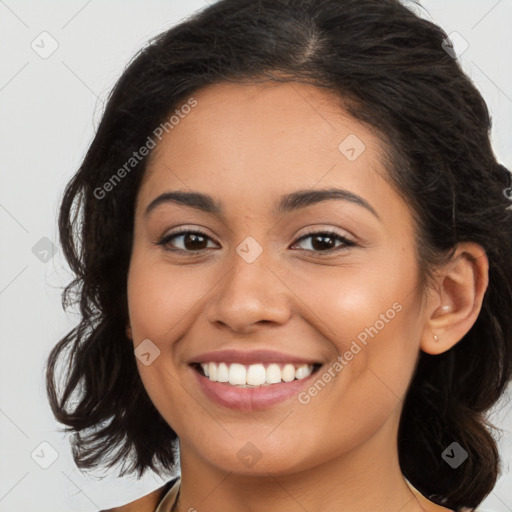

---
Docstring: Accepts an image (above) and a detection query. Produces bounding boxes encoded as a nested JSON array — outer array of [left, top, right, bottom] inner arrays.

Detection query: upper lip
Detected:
[[189, 349, 322, 366]]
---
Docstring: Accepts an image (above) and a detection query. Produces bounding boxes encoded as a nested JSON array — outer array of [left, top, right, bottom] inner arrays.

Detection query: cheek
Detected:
[[127, 254, 211, 342], [126, 259, 199, 434], [286, 249, 422, 402], [126, 253, 224, 428], [282, 245, 420, 343]]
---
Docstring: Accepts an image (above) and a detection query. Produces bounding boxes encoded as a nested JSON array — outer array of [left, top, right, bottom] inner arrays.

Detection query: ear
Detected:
[[126, 325, 133, 340], [420, 242, 489, 355]]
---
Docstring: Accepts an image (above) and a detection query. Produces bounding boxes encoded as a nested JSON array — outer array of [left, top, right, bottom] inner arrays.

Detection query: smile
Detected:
[[196, 362, 319, 387], [190, 362, 323, 411]]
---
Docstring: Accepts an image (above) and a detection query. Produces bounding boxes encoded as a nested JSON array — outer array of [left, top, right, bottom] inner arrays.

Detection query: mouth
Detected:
[[192, 361, 323, 387], [189, 358, 323, 411], [188, 349, 325, 410]]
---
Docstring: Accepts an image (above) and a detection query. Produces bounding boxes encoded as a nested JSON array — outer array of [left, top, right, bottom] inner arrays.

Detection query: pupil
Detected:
[[312, 235, 334, 250], [186, 233, 206, 250]]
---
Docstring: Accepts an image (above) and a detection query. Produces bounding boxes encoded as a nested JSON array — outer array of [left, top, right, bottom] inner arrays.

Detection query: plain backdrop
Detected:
[[1, 1, 511, 511]]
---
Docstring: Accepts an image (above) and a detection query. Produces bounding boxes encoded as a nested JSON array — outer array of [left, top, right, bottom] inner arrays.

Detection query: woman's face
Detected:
[[127, 81, 431, 476]]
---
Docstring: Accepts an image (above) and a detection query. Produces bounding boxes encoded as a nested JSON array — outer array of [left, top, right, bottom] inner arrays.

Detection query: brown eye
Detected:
[[291, 231, 356, 254], [158, 230, 218, 252]]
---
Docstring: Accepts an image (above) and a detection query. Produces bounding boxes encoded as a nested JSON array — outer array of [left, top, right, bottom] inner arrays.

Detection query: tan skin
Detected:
[[110, 82, 488, 512]]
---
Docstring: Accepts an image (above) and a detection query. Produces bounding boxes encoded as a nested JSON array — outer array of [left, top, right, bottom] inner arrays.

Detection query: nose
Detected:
[[205, 244, 292, 333]]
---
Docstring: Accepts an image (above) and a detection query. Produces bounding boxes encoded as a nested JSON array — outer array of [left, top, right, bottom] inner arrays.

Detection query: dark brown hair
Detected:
[[46, 0, 512, 509]]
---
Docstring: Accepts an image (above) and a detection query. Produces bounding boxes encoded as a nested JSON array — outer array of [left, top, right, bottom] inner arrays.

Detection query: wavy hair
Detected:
[[46, 0, 512, 509]]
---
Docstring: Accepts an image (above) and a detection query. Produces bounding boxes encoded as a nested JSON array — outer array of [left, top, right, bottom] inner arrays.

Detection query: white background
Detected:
[[0, 1, 511, 511]]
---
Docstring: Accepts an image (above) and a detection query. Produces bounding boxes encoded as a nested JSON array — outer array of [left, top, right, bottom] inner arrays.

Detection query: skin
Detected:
[[123, 81, 488, 512]]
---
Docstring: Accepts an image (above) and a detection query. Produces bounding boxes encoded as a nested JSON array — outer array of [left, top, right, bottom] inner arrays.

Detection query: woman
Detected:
[[46, 0, 512, 511]]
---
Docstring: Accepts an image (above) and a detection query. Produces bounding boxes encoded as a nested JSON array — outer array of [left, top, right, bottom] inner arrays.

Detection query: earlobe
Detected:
[[126, 325, 132, 340], [420, 242, 489, 355]]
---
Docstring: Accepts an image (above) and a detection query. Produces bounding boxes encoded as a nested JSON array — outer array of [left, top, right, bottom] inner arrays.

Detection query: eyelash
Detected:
[[156, 227, 357, 256]]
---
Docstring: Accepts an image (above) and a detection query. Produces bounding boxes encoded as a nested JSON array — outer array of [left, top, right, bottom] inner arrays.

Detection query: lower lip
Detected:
[[192, 366, 319, 411]]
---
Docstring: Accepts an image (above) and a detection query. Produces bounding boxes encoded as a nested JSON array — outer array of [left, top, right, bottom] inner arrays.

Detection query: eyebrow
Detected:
[[144, 188, 381, 221]]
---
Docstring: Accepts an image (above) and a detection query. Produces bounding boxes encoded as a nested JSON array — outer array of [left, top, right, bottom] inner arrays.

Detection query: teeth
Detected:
[[295, 364, 311, 379], [217, 362, 229, 382], [199, 362, 315, 386], [246, 364, 266, 385], [282, 364, 295, 382], [228, 363, 246, 385], [208, 362, 217, 381], [266, 363, 282, 384]]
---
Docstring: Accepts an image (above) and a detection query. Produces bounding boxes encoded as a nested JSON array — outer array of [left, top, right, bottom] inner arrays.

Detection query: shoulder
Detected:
[[100, 478, 178, 512]]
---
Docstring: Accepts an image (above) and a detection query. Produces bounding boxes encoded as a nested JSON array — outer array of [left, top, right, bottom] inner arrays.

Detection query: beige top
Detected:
[[154, 477, 181, 512]]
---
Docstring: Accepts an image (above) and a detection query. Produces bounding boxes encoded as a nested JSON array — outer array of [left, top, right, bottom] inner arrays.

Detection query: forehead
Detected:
[[137, 81, 393, 216]]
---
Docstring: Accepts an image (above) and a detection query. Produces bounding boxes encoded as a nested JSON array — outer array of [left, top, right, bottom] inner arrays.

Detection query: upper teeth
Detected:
[[200, 362, 314, 387]]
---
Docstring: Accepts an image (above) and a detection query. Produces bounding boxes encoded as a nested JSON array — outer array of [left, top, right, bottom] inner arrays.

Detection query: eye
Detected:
[[156, 228, 219, 253], [290, 230, 356, 255], [156, 228, 357, 255]]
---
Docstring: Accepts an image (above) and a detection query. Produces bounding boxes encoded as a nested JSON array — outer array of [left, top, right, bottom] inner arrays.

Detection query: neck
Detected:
[[175, 412, 438, 512]]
